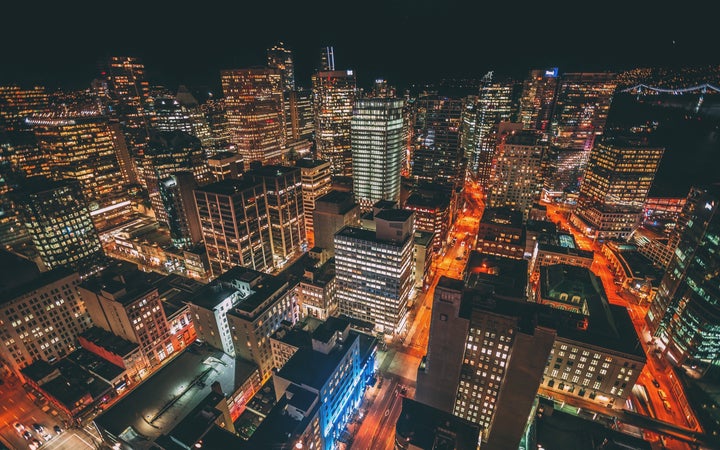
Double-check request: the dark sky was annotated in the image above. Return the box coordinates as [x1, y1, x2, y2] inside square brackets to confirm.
[3, 1, 719, 92]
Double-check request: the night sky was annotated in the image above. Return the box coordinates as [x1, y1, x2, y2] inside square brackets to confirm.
[3, 1, 720, 91]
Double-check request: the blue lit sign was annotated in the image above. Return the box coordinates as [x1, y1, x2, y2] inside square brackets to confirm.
[544, 68, 559, 78]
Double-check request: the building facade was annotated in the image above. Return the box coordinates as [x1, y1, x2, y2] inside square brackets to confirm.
[312, 70, 356, 177]
[296, 158, 332, 247]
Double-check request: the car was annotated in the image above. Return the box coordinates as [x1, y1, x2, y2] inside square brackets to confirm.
[53, 425, 62, 435]
[31, 439, 42, 449]
[23, 430, 32, 440]
[14, 422, 25, 433]
[32, 423, 44, 433]
[652, 379, 661, 388]
[658, 389, 668, 400]
[42, 432, 52, 441]
[460, 241, 465, 247]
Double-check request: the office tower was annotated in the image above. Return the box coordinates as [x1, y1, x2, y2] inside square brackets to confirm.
[221, 68, 286, 164]
[267, 41, 295, 92]
[297, 251, 338, 319]
[13, 178, 104, 272]
[79, 268, 173, 368]
[283, 90, 315, 147]
[194, 178, 273, 276]
[207, 150, 244, 181]
[335, 209, 414, 335]
[201, 98, 232, 149]
[27, 110, 132, 229]
[487, 129, 545, 219]
[249, 317, 376, 450]
[188, 266, 298, 379]
[159, 171, 202, 248]
[144, 130, 209, 225]
[351, 98, 404, 210]
[0, 260, 91, 377]
[459, 95, 479, 173]
[152, 97, 194, 134]
[296, 158, 332, 246]
[411, 96, 465, 189]
[312, 70, 356, 177]
[404, 188, 450, 251]
[551, 73, 617, 151]
[371, 78, 395, 98]
[541, 146, 589, 201]
[175, 85, 215, 152]
[108, 121, 140, 185]
[0, 85, 48, 132]
[320, 46, 335, 71]
[571, 137, 664, 240]
[313, 190, 361, 254]
[395, 398, 481, 450]
[416, 277, 556, 447]
[648, 185, 720, 377]
[475, 75, 519, 183]
[246, 165, 305, 262]
[103, 56, 152, 156]
[519, 68, 560, 132]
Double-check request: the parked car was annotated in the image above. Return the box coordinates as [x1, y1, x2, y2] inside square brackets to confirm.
[22, 430, 32, 440]
[14, 422, 25, 433]
[652, 379, 661, 388]
[663, 400, 672, 412]
[32, 423, 44, 433]
[53, 425, 62, 435]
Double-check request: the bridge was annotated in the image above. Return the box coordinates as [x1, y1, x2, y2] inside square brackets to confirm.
[619, 83, 720, 111]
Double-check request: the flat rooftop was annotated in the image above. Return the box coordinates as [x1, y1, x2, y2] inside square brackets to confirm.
[195, 178, 262, 196]
[335, 225, 408, 247]
[464, 251, 528, 300]
[79, 327, 139, 357]
[94, 343, 254, 447]
[375, 208, 413, 222]
[295, 158, 329, 169]
[79, 268, 163, 306]
[247, 164, 299, 178]
[0, 266, 75, 306]
[480, 206, 524, 228]
[395, 397, 480, 450]
[405, 191, 450, 209]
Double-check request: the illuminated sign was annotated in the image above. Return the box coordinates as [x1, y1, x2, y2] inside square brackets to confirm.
[544, 68, 559, 78]
[347, 70, 354, 76]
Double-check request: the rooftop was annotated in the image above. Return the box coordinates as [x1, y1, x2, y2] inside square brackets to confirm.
[247, 164, 300, 179]
[375, 208, 414, 223]
[195, 178, 262, 196]
[405, 191, 450, 209]
[395, 397, 480, 450]
[79, 327, 139, 357]
[295, 158, 330, 169]
[0, 250, 40, 293]
[314, 190, 357, 213]
[480, 206, 524, 228]
[464, 251, 528, 301]
[414, 230, 434, 247]
[335, 225, 409, 247]
[95, 343, 255, 447]
[79, 268, 163, 306]
[0, 265, 76, 307]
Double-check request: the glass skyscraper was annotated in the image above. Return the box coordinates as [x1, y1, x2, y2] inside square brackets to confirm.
[312, 70, 356, 177]
[351, 98, 404, 210]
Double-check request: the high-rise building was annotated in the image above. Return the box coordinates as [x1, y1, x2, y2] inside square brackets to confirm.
[571, 138, 664, 240]
[416, 277, 556, 447]
[144, 130, 209, 225]
[335, 209, 414, 335]
[152, 97, 194, 134]
[194, 178, 273, 276]
[13, 178, 104, 272]
[103, 56, 152, 156]
[404, 188, 450, 252]
[246, 165, 305, 263]
[79, 268, 173, 368]
[0, 262, 91, 377]
[296, 158, 332, 246]
[351, 98, 404, 210]
[207, 150, 244, 181]
[459, 95, 479, 174]
[283, 89, 314, 157]
[474, 76, 519, 183]
[313, 190, 361, 254]
[319, 46, 335, 71]
[519, 68, 559, 132]
[551, 73, 617, 151]
[312, 70, 356, 177]
[648, 185, 720, 377]
[221, 68, 286, 164]
[487, 129, 545, 219]
[267, 42, 295, 92]
[395, 398, 480, 450]
[411, 96, 465, 189]
[27, 110, 132, 229]
[175, 86, 215, 153]
[541, 146, 589, 201]
[200, 98, 232, 149]
[0, 85, 48, 132]
[159, 171, 202, 248]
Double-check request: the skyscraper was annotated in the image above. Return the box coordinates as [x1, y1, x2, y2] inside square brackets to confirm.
[103, 56, 152, 156]
[159, 171, 202, 248]
[221, 68, 286, 164]
[295, 158, 332, 247]
[247, 165, 306, 263]
[283, 89, 314, 157]
[175, 85, 215, 153]
[335, 209, 414, 335]
[351, 98, 404, 210]
[571, 137, 664, 240]
[312, 70, 356, 177]
[313, 190, 361, 255]
[647, 185, 720, 377]
[474, 76, 519, 184]
[519, 68, 559, 132]
[319, 46, 335, 71]
[487, 129, 545, 219]
[411, 96, 465, 189]
[551, 73, 617, 151]
[0, 85, 48, 132]
[267, 42, 295, 92]
[13, 178, 104, 272]
[152, 97, 194, 134]
[194, 178, 273, 276]
[27, 110, 131, 230]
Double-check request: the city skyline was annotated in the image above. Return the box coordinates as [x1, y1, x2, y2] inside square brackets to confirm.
[2, 1, 719, 90]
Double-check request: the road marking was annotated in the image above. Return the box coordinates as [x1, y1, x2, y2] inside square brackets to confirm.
[8, 398, 14, 404]
[1, 405, 6, 411]
[75, 431, 95, 449]
[19, 406, 26, 412]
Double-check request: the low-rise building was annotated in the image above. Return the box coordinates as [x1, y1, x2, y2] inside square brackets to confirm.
[601, 242, 664, 303]
[78, 327, 147, 383]
[476, 207, 525, 260]
[395, 397, 481, 450]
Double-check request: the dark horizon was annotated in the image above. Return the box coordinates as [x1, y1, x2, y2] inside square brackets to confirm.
[3, 1, 720, 92]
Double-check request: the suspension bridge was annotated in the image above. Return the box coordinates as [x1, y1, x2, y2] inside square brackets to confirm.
[620, 83, 720, 111]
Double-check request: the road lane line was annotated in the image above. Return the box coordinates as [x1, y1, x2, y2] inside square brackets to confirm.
[75, 431, 95, 449]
